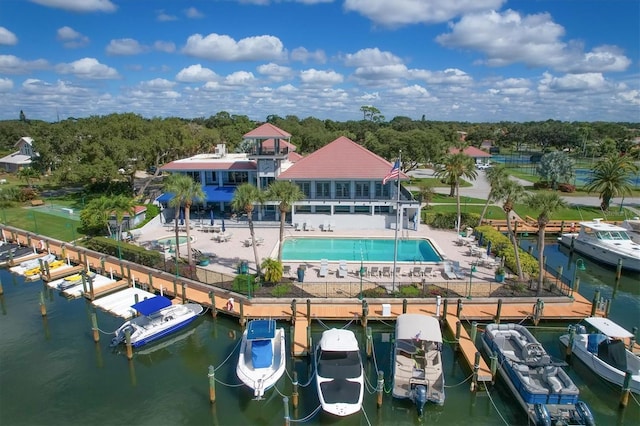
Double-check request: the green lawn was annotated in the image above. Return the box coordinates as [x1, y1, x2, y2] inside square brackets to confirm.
[1, 206, 82, 241]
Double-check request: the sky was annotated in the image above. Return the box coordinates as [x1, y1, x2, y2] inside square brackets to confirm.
[0, 0, 638, 123]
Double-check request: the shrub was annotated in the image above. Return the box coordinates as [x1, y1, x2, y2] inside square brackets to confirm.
[426, 212, 480, 230]
[271, 283, 291, 297]
[558, 183, 576, 193]
[533, 181, 550, 189]
[232, 274, 258, 295]
[18, 187, 38, 202]
[396, 285, 421, 298]
[361, 286, 388, 298]
[475, 225, 539, 278]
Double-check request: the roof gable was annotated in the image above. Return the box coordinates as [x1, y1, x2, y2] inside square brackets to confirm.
[449, 146, 491, 158]
[243, 123, 291, 139]
[277, 136, 407, 180]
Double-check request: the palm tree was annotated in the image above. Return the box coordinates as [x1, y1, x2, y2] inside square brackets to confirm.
[416, 181, 435, 208]
[110, 194, 137, 258]
[584, 154, 639, 211]
[80, 196, 113, 237]
[164, 173, 205, 265]
[261, 257, 283, 284]
[266, 180, 304, 262]
[434, 152, 477, 233]
[231, 183, 265, 275]
[478, 165, 508, 226]
[525, 192, 567, 295]
[17, 167, 40, 188]
[496, 179, 526, 280]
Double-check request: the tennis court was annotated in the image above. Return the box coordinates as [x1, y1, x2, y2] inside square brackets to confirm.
[31, 202, 82, 221]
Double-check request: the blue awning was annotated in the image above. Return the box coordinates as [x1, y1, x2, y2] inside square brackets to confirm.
[247, 319, 276, 340]
[131, 296, 172, 316]
[156, 186, 236, 204]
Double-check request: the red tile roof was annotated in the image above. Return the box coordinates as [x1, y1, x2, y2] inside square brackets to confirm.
[262, 138, 296, 152]
[287, 151, 303, 162]
[243, 123, 291, 138]
[277, 136, 408, 180]
[161, 161, 256, 171]
[449, 146, 492, 157]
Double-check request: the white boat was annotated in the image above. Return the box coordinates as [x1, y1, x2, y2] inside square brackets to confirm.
[18, 253, 56, 270]
[315, 328, 364, 417]
[236, 319, 286, 399]
[558, 218, 640, 272]
[560, 317, 640, 394]
[392, 314, 445, 415]
[482, 323, 595, 426]
[621, 218, 640, 243]
[110, 296, 203, 348]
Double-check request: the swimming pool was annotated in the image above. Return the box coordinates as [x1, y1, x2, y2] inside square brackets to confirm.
[281, 237, 443, 263]
[155, 235, 193, 247]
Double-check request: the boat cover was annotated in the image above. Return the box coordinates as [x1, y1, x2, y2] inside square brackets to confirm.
[598, 339, 628, 372]
[251, 339, 273, 369]
[247, 319, 276, 340]
[395, 314, 442, 342]
[587, 334, 607, 354]
[132, 296, 172, 316]
[585, 317, 634, 338]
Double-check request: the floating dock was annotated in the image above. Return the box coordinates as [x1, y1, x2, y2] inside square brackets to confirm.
[91, 287, 156, 319]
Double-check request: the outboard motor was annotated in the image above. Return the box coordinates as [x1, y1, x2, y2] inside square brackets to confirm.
[412, 385, 427, 416]
[575, 401, 595, 426]
[533, 403, 551, 426]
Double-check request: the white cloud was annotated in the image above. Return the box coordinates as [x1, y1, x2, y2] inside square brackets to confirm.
[106, 39, 146, 55]
[56, 58, 119, 79]
[410, 68, 473, 85]
[154, 41, 176, 53]
[390, 84, 432, 98]
[156, 9, 178, 22]
[0, 27, 18, 45]
[139, 78, 176, 90]
[342, 48, 403, 67]
[30, 0, 116, 13]
[0, 78, 13, 91]
[184, 7, 204, 18]
[182, 33, 286, 61]
[538, 72, 610, 93]
[290, 47, 326, 64]
[299, 68, 343, 85]
[257, 63, 294, 82]
[225, 71, 256, 86]
[352, 64, 409, 82]
[0, 55, 49, 74]
[618, 89, 640, 105]
[56, 26, 89, 48]
[437, 9, 631, 73]
[175, 64, 219, 83]
[344, 0, 505, 27]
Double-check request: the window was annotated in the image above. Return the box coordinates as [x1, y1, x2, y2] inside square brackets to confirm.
[335, 181, 350, 199]
[316, 181, 330, 199]
[226, 171, 248, 185]
[354, 205, 370, 214]
[297, 181, 311, 198]
[374, 183, 390, 198]
[334, 205, 351, 214]
[355, 182, 370, 199]
[315, 205, 331, 214]
[295, 205, 311, 213]
[204, 171, 217, 185]
[185, 171, 201, 183]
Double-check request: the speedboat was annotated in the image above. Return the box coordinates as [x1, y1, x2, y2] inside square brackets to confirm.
[621, 218, 640, 243]
[24, 259, 65, 280]
[57, 271, 96, 291]
[110, 296, 203, 348]
[0, 246, 34, 266]
[392, 314, 445, 415]
[482, 323, 595, 426]
[560, 317, 640, 394]
[236, 319, 286, 399]
[315, 328, 364, 417]
[18, 253, 56, 270]
[558, 218, 640, 272]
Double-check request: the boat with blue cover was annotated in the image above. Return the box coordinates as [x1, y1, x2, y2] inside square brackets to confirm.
[110, 296, 203, 348]
[482, 323, 595, 426]
[236, 319, 286, 399]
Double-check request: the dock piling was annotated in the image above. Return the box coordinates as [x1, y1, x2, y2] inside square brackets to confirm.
[290, 326, 295, 357]
[471, 351, 480, 392]
[91, 312, 99, 342]
[209, 292, 217, 318]
[306, 299, 311, 321]
[533, 298, 544, 326]
[208, 365, 216, 403]
[306, 325, 312, 354]
[125, 328, 133, 360]
[239, 300, 245, 327]
[620, 370, 632, 408]
[495, 299, 502, 324]
[292, 371, 299, 409]
[39, 291, 46, 316]
[629, 327, 637, 351]
[181, 283, 187, 303]
[361, 301, 368, 328]
[441, 299, 448, 323]
[436, 295, 442, 319]
[490, 351, 497, 384]
[456, 299, 463, 318]
[470, 321, 478, 344]
[0, 278, 3, 295]
[283, 396, 290, 426]
[402, 298, 407, 314]
[376, 371, 384, 408]
[566, 326, 575, 358]
[366, 326, 373, 358]
[614, 259, 623, 296]
[455, 321, 461, 352]
[290, 299, 296, 324]
[590, 289, 601, 317]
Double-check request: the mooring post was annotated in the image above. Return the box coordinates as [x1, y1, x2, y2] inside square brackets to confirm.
[181, 283, 187, 303]
[91, 312, 99, 342]
[614, 259, 623, 296]
[362, 301, 368, 328]
[306, 325, 312, 354]
[455, 321, 462, 352]
[88, 275, 95, 301]
[126, 265, 132, 285]
[239, 300, 246, 327]
[560, 220, 565, 234]
[629, 327, 637, 351]
[456, 298, 463, 318]
[566, 326, 575, 357]
[533, 298, 544, 326]
[569, 235, 575, 255]
[495, 299, 503, 324]
[173, 279, 177, 297]
[148, 273, 153, 291]
[283, 396, 290, 426]
[134, 293, 139, 306]
[471, 351, 480, 392]
[435, 295, 442, 319]
[376, 370, 384, 408]
[289, 325, 295, 357]
[208, 365, 216, 403]
[490, 351, 497, 384]
[604, 299, 611, 318]
[441, 298, 448, 323]
[125, 327, 133, 360]
[590, 289, 601, 317]
[209, 292, 217, 318]
[402, 298, 407, 314]
[366, 326, 373, 358]
[290, 299, 297, 324]
[292, 371, 299, 409]
[306, 299, 311, 321]
[620, 370, 632, 408]
[470, 321, 478, 343]
[39, 291, 46, 316]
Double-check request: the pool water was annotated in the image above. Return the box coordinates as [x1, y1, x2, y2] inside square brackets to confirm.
[281, 237, 442, 262]
[155, 236, 190, 246]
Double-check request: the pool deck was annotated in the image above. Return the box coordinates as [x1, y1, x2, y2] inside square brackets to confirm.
[136, 216, 503, 290]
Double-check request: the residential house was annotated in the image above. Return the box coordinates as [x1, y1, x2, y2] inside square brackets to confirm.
[0, 137, 37, 173]
[449, 146, 492, 166]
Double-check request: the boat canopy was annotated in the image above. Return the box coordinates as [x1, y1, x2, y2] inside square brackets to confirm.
[319, 329, 359, 352]
[247, 319, 276, 340]
[585, 317, 634, 338]
[395, 314, 442, 343]
[132, 296, 172, 316]
[251, 339, 273, 369]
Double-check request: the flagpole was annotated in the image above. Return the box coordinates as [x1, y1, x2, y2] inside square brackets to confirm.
[392, 150, 401, 294]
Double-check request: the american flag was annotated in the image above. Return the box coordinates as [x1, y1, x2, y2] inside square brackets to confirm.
[382, 160, 400, 185]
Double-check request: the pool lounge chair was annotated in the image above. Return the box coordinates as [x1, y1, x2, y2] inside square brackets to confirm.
[411, 266, 422, 277]
[318, 259, 328, 278]
[443, 262, 459, 280]
[381, 266, 391, 277]
[337, 262, 347, 278]
[370, 266, 379, 277]
[294, 223, 301, 231]
[322, 221, 329, 232]
[283, 265, 291, 276]
[329, 221, 335, 232]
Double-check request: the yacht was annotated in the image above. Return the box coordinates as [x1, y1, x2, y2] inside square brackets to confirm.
[558, 218, 640, 272]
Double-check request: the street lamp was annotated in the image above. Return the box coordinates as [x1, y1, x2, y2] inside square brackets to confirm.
[467, 263, 477, 299]
[358, 261, 365, 300]
[570, 258, 586, 298]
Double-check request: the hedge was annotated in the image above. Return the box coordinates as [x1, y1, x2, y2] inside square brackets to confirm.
[475, 225, 539, 278]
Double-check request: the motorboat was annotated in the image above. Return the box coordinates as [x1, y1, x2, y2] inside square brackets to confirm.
[18, 253, 56, 270]
[57, 271, 96, 291]
[315, 328, 364, 417]
[557, 218, 640, 272]
[560, 317, 640, 394]
[24, 259, 66, 280]
[392, 314, 444, 415]
[110, 296, 203, 348]
[236, 319, 286, 399]
[482, 323, 595, 426]
[620, 218, 640, 243]
[0, 246, 34, 266]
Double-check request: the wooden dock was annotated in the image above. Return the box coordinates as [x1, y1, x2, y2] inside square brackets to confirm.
[445, 314, 492, 382]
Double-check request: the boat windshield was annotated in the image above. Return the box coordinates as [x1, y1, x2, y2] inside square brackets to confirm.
[318, 350, 361, 379]
[595, 231, 631, 241]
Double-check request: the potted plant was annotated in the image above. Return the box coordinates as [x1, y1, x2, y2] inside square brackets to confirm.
[495, 266, 506, 283]
[198, 256, 210, 266]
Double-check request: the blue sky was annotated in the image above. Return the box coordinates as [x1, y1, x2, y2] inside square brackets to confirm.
[0, 0, 638, 123]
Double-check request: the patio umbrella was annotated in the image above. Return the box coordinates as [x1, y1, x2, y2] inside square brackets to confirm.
[486, 241, 492, 256]
[179, 208, 185, 226]
[210, 209, 214, 226]
[478, 234, 484, 246]
[221, 217, 226, 233]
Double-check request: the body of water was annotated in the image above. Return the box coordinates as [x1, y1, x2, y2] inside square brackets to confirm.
[1, 241, 639, 425]
[281, 237, 442, 263]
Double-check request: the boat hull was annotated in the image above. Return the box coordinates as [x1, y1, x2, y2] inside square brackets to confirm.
[558, 233, 640, 272]
[236, 326, 286, 398]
